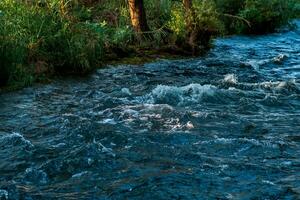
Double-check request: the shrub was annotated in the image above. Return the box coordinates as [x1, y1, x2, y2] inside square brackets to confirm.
[214, 0, 298, 34]
[145, 0, 172, 29]
[0, 0, 34, 87]
[238, 0, 296, 33]
[167, 0, 222, 48]
[0, 0, 106, 87]
[167, 2, 186, 42]
[292, 0, 300, 18]
[214, 0, 246, 34]
[44, 22, 105, 74]
[193, 0, 224, 34]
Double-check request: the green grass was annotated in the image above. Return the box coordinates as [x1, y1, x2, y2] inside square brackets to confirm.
[0, 0, 108, 87]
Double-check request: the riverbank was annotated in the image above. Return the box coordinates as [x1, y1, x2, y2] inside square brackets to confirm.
[1, 0, 299, 91]
[1, 22, 299, 198]
[0, 47, 195, 92]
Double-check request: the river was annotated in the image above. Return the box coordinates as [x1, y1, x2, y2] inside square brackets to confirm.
[0, 21, 300, 199]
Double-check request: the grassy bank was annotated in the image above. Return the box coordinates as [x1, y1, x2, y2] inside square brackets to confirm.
[0, 0, 299, 89]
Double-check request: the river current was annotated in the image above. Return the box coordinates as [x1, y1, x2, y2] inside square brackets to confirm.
[0, 21, 300, 199]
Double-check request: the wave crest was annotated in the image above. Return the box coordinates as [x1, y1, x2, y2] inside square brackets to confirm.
[146, 84, 217, 106]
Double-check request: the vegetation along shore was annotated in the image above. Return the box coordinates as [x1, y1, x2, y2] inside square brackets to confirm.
[0, 0, 299, 90]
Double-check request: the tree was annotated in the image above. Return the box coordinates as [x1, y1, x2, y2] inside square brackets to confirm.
[183, 0, 198, 54]
[128, 0, 150, 33]
[183, 0, 192, 12]
[182, 0, 201, 55]
[183, 0, 194, 34]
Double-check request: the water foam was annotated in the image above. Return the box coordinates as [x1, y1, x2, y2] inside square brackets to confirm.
[121, 88, 132, 96]
[145, 84, 216, 106]
[223, 78, 299, 94]
[0, 190, 8, 200]
[0, 132, 34, 148]
[72, 171, 89, 178]
[25, 167, 49, 184]
[272, 54, 288, 64]
[224, 74, 238, 84]
[198, 136, 279, 149]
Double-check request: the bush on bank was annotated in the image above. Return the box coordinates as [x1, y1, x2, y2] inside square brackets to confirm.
[215, 0, 299, 34]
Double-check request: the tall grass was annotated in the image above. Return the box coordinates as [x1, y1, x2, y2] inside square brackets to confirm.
[0, 0, 106, 87]
[0, 0, 34, 87]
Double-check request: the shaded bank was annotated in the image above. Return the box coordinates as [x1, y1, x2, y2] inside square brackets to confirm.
[0, 0, 300, 90]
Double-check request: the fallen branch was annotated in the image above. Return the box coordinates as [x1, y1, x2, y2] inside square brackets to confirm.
[222, 13, 251, 27]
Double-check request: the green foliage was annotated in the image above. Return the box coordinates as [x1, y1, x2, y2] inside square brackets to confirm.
[145, 0, 173, 28]
[193, 0, 224, 33]
[295, 5, 300, 18]
[0, 0, 105, 87]
[167, 2, 186, 40]
[215, 0, 245, 14]
[214, 0, 298, 34]
[289, 0, 300, 18]
[0, 0, 35, 87]
[111, 26, 133, 46]
[45, 22, 104, 74]
[167, 0, 222, 47]
[214, 0, 245, 33]
[238, 0, 296, 33]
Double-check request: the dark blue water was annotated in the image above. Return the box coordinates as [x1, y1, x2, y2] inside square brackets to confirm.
[0, 21, 300, 199]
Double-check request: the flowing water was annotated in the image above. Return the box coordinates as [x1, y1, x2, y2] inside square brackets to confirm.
[1, 21, 300, 199]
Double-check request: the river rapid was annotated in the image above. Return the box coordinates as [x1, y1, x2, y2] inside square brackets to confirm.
[0, 21, 300, 199]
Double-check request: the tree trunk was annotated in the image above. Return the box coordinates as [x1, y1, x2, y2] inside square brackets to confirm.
[183, 0, 192, 11]
[128, 0, 150, 33]
[183, 0, 198, 55]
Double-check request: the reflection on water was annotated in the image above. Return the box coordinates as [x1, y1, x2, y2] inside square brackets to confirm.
[0, 21, 300, 199]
